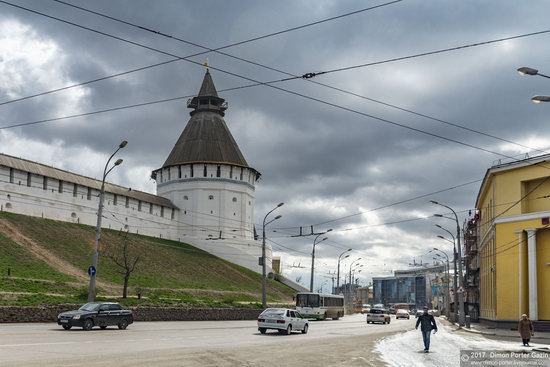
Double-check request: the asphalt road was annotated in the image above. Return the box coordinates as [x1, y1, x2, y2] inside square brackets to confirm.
[0, 314, 415, 367]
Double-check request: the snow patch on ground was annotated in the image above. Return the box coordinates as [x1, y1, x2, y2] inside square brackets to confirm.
[375, 322, 530, 367]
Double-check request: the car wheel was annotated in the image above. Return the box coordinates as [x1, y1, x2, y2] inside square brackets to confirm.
[301, 324, 308, 334]
[285, 325, 292, 335]
[382, 321, 386, 324]
[387, 318, 391, 324]
[100, 326, 107, 330]
[259, 328, 266, 334]
[83, 319, 93, 331]
[333, 314, 339, 321]
[62, 325, 71, 330]
[118, 319, 128, 330]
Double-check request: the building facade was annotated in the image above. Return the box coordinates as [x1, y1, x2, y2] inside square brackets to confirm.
[476, 154, 550, 328]
[0, 70, 271, 274]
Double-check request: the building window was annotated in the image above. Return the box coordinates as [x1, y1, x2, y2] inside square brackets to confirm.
[190, 165, 194, 178]
[160, 206, 164, 217]
[149, 203, 153, 214]
[58, 180, 63, 193]
[203, 165, 207, 177]
[171, 208, 175, 220]
[73, 184, 77, 197]
[43, 177, 47, 190]
[240, 168, 243, 180]
[167, 168, 171, 181]
[113, 194, 118, 205]
[87, 187, 92, 200]
[232, 197, 237, 202]
[159, 170, 163, 182]
[138, 201, 142, 212]
[125, 197, 129, 208]
[230, 166, 233, 179]
[9, 168, 14, 184]
[216, 165, 221, 178]
[27, 172, 31, 187]
[209, 195, 214, 200]
[184, 195, 188, 200]
[178, 166, 182, 179]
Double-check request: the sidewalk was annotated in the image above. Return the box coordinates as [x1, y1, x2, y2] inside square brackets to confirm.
[439, 316, 550, 345]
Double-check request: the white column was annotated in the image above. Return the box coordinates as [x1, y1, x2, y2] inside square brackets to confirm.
[516, 230, 524, 318]
[525, 229, 538, 321]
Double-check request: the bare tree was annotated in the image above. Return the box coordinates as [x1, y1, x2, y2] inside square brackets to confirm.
[106, 231, 141, 298]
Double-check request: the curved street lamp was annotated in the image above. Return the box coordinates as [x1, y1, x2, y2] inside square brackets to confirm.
[430, 247, 452, 319]
[430, 200, 465, 325]
[88, 140, 127, 302]
[517, 66, 550, 104]
[261, 202, 284, 308]
[336, 248, 352, 294]
[310, 229, 332, 292]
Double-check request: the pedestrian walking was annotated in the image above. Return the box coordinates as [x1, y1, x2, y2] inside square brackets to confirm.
[518, 314, 534, 347]
[415, 306, 437, 352]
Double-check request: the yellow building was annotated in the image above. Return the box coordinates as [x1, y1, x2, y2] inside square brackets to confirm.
[476, 155, 550, 328]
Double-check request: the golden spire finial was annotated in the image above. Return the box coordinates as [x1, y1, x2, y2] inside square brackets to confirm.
[203, 58, 209, 70]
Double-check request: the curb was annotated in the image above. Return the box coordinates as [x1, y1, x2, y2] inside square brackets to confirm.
[453, 322, 550, 340]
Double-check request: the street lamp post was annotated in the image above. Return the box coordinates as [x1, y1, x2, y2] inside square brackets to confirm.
[262, 203, 284, 309]
[87, 140, 127, 302]
[431, 200, 465, 326]
[347, 258, 362, 313]
[431, 247, 451, 319]
[309, 229, 332, 292]
[517, 66, 550, 103]
[336, 248, 352, 294]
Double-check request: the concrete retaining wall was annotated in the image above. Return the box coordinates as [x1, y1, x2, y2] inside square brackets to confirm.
[0, 305, 262, 323]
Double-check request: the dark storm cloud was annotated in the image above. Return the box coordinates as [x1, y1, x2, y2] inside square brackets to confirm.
[2, 0, 550, 277]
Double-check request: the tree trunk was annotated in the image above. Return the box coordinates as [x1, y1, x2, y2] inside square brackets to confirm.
[123, 273, 130, 298]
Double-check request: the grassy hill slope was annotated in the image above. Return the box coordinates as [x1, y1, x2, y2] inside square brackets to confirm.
[0, 211, 294, 307]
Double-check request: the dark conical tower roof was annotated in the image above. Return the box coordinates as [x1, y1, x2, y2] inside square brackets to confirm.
[160, 70, 258, 176]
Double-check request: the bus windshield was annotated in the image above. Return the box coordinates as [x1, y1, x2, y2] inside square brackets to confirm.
[296, 294, 320, 307]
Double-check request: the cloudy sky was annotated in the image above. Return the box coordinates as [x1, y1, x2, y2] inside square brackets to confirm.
[1, 0, 550, 290]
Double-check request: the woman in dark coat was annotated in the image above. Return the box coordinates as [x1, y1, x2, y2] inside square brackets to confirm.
[518, 314, 534, 346]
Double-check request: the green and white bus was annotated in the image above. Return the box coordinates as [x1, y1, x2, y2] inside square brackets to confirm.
[295, 292, 344, 320]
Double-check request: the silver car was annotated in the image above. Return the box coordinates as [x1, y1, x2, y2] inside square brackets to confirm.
[257, 308, 309, 335]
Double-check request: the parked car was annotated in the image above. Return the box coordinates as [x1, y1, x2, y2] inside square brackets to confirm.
[415, 309, 424, 318]
[257, 308, 308, 335]
[396, 309, 410, 319]
[361, 304, 372, 314]
[366, 308, 391, 324]
[57, 302, 133, 331]
[388, 307, 396, 314]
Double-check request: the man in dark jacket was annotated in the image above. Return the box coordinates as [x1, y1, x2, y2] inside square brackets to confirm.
[415, 306, 437, 352]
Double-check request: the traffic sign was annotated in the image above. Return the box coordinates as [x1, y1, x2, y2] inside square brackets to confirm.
[88, 266, 96, 276]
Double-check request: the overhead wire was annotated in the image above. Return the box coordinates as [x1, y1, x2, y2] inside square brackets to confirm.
[52, 0, 547, 157]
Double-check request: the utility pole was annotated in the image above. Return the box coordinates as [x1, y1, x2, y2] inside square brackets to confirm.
[309, 229, 332, 292]
[261, 203, 284, 308]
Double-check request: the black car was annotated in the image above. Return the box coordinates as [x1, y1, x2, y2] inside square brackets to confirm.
[57, 302, 133, 331]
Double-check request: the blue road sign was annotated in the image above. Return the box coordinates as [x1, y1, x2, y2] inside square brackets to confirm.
[88, 266, 96, 276]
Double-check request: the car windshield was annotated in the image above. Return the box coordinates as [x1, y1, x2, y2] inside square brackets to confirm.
[79, 303, 100, 312]
[260, 308, 286, 316]
[369, 309, 385, 314]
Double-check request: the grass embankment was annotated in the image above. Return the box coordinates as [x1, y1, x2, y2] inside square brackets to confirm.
[0, 211, 294, 307]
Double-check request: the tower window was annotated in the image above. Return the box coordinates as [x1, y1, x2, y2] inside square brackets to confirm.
[240, 168, 243, 180]
[190, 165, 194, 178]
[184, 195, 188, 200]
[216, 166, 221, 177]
[209, 195, 214, 200]
[138, 200, 142, 212]
[9, 168, 14, 183]
[114, 194, 118, 205]
[203, 165, 207, 177]
[87, 187, 92, 200]
[58, 180, 63, 193]
[27, 172, 31, 187]
[232, 197, 237, 202]
[167, 168, 171, 181]
[125, 197, 129, 208]
[230, 166, 233, 179]
[160, 206, 164, 217]
[43, 177, 47, 190]
[73, 184, 78, 197]
[178, 166, 182, 179]
[159, 170, 163, 182]
[149, 203, 153, 214]
[171, 208, 175, 219]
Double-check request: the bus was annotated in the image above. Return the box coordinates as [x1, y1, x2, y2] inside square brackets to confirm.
[295, 292, 344, 320]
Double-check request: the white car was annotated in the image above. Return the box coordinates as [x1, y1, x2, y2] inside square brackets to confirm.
[395, 309, 410, 319]
[366, 308, 391, 324]
[257, 308, 309, 335]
